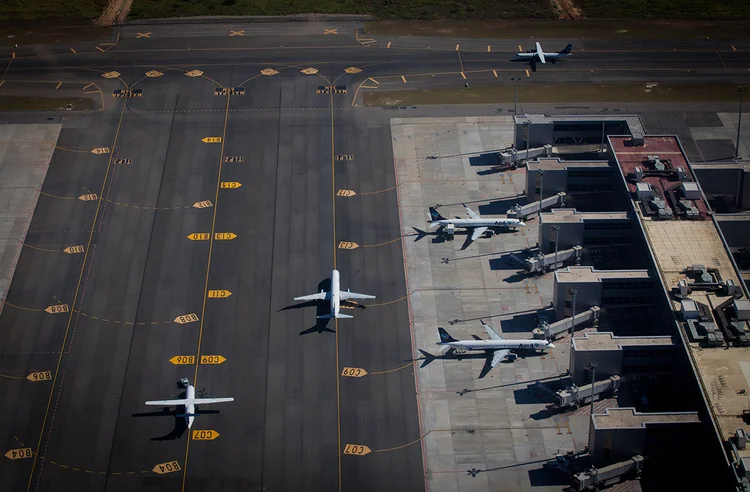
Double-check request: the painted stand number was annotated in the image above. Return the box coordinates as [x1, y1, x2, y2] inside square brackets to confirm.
[187, 233, 210, 241]
[343, 444, 371, 456]
[79, 194, 98, 201]
[152, 461, 181, 474]
[26, 371, 53, 381]
[208, 290, 232, 298]
[174, 313, 199, 324]
[341, 367, 368, 377]
[202, 137, 222, 143]
[338, 242, 359, 250]
[45, 304, 69, 314]
[4, 448, 32, 460]
[336, 190, 356, 197]
[192, 430, 220, 441]
[63, 245, 84, 254]
[214, 233, 237, 240]
[201, 355, 226, 365]
[193, 200, 213, 209]
[220, 182, 242, 189]
[169, 355, 195, 365]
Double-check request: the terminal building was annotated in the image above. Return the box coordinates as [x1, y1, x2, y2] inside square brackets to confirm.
[588, 408, 701, 467]
[538, 209, 633, 254]
[514, 114, 747, 488]
[570, 332, 677, 386]
[552, 266, 654, 320]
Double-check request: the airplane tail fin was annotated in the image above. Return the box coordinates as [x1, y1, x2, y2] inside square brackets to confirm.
[418, 349, 436, 368]
[437, 327, 458, 344]
[429, 207, 446, 222]
[560, 43, 573, 54]
[412, 227, 428, 241]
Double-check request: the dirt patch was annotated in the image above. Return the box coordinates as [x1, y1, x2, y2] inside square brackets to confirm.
[95, 0, 133, 25]
[550, 0, 582, 20]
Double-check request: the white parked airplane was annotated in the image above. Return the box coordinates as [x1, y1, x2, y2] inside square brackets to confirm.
[511, 42, 573, 71]
[419, 321, 554, 377]
[145, 380, 234, 429]
[293, 269, 375, 319]
[428, 205, 525, 250]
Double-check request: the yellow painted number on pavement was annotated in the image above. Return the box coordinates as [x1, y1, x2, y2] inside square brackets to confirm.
[4, 448, 33, 460]
[185, 70, 203, 77]
[192, 429, 220, 441]
[169, 355, 195, 365]
[63, 245, 84, 254]
[26, 371, 52, 382]
[341, 367, 368, 377]
[78, 193, 98, 201]
[174, 313, 199, 324]
[187, 233, 210, 241]
[335, 154, 354, 161]
[343, 444, 371, 456]
[193, 200, 213, 209]
[336, 189, 356, 197]
[90, 147, 110, 154]
[152, 461, 181, 474]
[220, 182, 242, 189]
[102, 71, 120, 79]
[338, 241, 359, 250]
[214, 233, 237, 240]
[45, 304, 69, 314]
[200, 355, 226, 365]
[201, 137, 222, 143]
[207, 290, 232, 298]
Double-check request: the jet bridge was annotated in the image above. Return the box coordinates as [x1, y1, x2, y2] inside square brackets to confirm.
[572, 455, 644, 491]
[507, 192, 566, 220]
[524, 245, 583, 274]
[533, 306, 600, 340]
[492, 144, 553, 170]
[553, 375, 620, 409]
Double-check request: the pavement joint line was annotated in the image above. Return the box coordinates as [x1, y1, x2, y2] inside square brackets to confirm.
[180, 85, 232, 492]
[26, 98, 127, 492]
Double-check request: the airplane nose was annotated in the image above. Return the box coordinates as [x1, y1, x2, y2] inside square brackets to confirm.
[548, 343, 555, 348]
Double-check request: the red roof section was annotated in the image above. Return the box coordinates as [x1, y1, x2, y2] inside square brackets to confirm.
[610, 136, 708, 219]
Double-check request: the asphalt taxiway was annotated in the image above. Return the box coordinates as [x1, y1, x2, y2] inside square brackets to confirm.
[0, 20, 748, 492]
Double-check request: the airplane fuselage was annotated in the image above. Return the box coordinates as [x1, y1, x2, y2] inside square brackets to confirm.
[439, 339, 552, 352]
[330, 269, 341, 318]
[431, 218, 524, 230]
[185, 384, 195, 428]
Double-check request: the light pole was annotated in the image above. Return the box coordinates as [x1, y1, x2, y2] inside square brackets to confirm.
[527, 122, 532, 163]
[569, 288, 578, 372]
[538, 169, 545, 216]
[511, 76, 521, 115]
[735, 85, 747, 160]
[588, 361, 598, 421]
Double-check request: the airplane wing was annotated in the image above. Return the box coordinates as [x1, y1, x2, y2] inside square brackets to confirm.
[340, 291, 376, 301]
[145, 399, 185, 407]
[536, 42, 546, 64]
[294, 292, 327, 301]
[490, 349, 511, 367]
[470, 226, 488, 242]
[481, 321, 504, 340]
[193, 397, 234, 405]
[464, 205, 481, 220]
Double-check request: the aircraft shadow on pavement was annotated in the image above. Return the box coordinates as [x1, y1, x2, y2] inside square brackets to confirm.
[131, 386, 222, 441]
[278, 278, 365, 336]
[418, 350, 514, 379]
